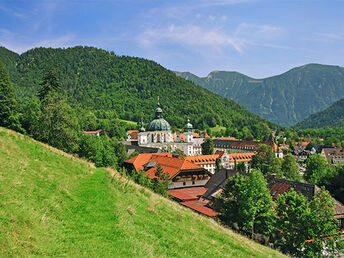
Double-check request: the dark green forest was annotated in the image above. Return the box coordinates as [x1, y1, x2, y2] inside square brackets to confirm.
[0, 46, 275, 136]
[295, 98, 344, 129]
[177, 64, 344, 127]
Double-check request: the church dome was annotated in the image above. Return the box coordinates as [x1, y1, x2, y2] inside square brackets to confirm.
[147, 118, 171, 131]
[146, 98, 171, 131]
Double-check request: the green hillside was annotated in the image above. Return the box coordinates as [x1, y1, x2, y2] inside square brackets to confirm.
[176, 64, 344, 127]
[0, 127, 283, 257]
[295, 98, 344, 129]
[0, 46, 274, 132]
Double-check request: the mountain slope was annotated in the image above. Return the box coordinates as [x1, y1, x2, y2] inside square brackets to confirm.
[295, 97, 344, 129]
[176, 64, 344, 127]
[0, 46, 275, 132]
[0, 127, 283, 257]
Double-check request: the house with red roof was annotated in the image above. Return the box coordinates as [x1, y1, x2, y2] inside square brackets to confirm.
[83, 129, 102, 136]
[124, 153, 211, 189]
[227, 152, 256, 171]
[126, 130, 139, 141]
[185, 154, 219, 174]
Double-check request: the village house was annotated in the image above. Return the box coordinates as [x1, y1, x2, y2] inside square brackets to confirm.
[227, 152, 256, 171]
[321, 148, 344, 165]
[292, 146, 311, 162]
[213, 138, 279, 156]
[185, 154, 219, 174]
[126, 130, 139, 141]
[83, 129, 102, 136]
[124, 153, 211, 189]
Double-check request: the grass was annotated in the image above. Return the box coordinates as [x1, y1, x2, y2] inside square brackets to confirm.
[117, 118, 137, 126]
[210, 125, 226, 133]
[0, 127, 284, 257]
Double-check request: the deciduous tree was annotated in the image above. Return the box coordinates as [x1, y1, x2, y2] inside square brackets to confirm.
[252, 144, 281, 177]
[201, 137, 214, 155]
[281, 153, 302, 182]
[215, 169, 274, 238]
[304, 154, 333, 184]
[274, 188, 341, 257]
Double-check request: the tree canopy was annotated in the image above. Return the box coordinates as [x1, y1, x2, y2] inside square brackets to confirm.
[215, 169, 274, 238]
[251, 144, 281, 177]
[0, 60, 21, 131]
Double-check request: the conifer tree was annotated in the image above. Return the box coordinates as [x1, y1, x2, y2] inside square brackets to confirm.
[37, 69, 61, 101]
[0, 61, 21, 130]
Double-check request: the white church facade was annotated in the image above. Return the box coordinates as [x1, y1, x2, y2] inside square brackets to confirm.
[138, 101, 196, 156]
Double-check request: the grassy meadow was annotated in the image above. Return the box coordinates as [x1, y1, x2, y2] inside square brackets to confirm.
[0, 127, 284, 257]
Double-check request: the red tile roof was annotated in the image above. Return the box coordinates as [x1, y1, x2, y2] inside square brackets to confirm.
[168, 187, 208, 201]
[127, 130, 139, 140]
[185, 154, 219, 165]
[295, 141, 310, 146]
[125, 153, 207, 179]
[214, 137, 238, 141]
[83, 129, 102, 134]
[181, 201, 220, 217]
[228, 152, 256, 162]
[269, 182, 290, 200]
[125, 153, 172, 171]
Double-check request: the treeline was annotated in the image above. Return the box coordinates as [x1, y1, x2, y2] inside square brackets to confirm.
[0, 46, 277, 138]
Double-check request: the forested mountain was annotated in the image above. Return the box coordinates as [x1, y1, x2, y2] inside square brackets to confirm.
[0, 46, 275, 134]
[295, 97, 344, 129]
[176, 64, 344, 127]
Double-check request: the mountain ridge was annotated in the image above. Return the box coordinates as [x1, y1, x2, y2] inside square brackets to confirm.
[176, 63, 344, 127]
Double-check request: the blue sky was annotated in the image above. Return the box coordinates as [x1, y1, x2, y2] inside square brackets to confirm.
[0, 0, 344, 78]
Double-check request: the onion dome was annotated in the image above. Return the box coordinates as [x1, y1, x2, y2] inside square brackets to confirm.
[139, 120, 145, 132]
[146, 100, 171, 131]
[184, 119, 193, 133]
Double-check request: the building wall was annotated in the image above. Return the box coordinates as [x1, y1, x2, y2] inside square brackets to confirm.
[168, 179, 209, 189]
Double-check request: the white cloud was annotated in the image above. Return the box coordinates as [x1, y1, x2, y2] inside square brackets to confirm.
[138, 24, 245, 53]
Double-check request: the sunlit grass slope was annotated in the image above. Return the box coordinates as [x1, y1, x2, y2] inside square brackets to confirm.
[0, 127, 284, 257]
